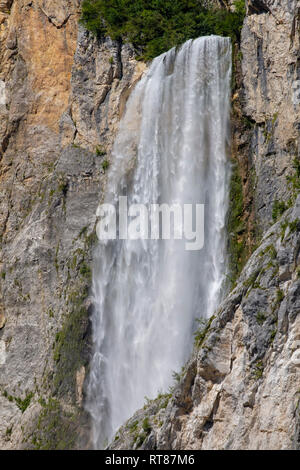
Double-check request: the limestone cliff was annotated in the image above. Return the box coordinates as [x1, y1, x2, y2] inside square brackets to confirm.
[0, 0, 144, 449]
[0, 0, 299, 450]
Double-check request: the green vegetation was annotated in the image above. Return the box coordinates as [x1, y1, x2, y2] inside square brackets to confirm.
[14, 278, 22, 289]
[289, 218, 299, 234]
[51, 225, 96, 399]
[46, 307, 54, 318]
[31, 398, 77, 450]
[242, 265, 269, 295]
[280, 218, 299, 241]
[280, 219, 289, 241]
[52, 285, 89, 399]
[79, 226, 88, 238]
[102, 159, 110, 171]
[259, 244, 277, 260]
[80, 0, 246, 61]
[157, 392, 172, 409]
[276, 157, 300, 219]
[54, 243, 60, 274]
[243, 270, 260, 290]
[172, 366, 186, 384]
[134, 417, 152, 448]
[287, 157, 300, 197]
[127, 391, 172, 447]
[256, 312, 267, 325]
[79, 262, 92, 281]
[270, 328, 277, 345]
[227, 161, 247, 284]
[57, 175, 68, 196]
[38, 397, 47, 407]
[129, 420, 139, 433]
[85, 230, 98, 248]
[5, 426, 12, 438]
[293, 156, 300, 177]
[2, 390, 14, 402]
[144, 391, 172, 410]
[31, 225, 97, 448]
[276, 289, 284, 303]
[142, 417, 151, 434]
[272, 112, 278, 126]
[194, 315, 215, 348]
[2, 390, 34, 413]
[96, 145, 107, 157]
[15, 392, 34, 413]
[253, 360, 264, 380]
[263, 113, 278, 145]
[242, 116, 255, 129]
[272, 199, 288, 222]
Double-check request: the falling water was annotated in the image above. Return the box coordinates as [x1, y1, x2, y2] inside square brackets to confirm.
[86, 36, 232, 449]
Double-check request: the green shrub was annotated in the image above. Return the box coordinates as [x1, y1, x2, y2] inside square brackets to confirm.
[253, 360, 264, 380]
[142, 417, 151, 435]
[102, 159, 110, 171]
[129, 420, 138, 433]
[256, 312, 267, 325]
[96, 145, 106, 157]
[194, 315, 215, 348]
[57, 176, 68, 196]
[276, 289, 284, 303]
[15, 392, 34, 413]
[259, 244, 277, 259]
[272, 200, 288, 222]
[172, 366, 185, 384]
[243, 269, 260, 290]
[3, 391, 34, 413]
[80, 0, 246, 61]
[293, 157, 300, 177]
[79, 262, 92, 280]
[270, 328, 277, 345]
[289, 218, 299, 233]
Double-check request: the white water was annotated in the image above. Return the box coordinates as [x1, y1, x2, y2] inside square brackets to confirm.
[86, 36, 232, 449]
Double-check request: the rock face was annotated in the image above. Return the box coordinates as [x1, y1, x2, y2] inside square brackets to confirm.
[0, 0, 144, 449]
[0, 0, 299, 450]
[242, 0, 300, 231]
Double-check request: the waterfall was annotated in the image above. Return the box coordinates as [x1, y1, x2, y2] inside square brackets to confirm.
[86, 36, 232, 449]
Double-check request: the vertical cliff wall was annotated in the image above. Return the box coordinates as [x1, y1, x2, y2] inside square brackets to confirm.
[0, 0, 299, 450]
[0, 0, 145, 449]
[242, 0, 300, 230]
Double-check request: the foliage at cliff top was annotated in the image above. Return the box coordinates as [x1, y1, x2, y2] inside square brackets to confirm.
[80, 0, 246, 61]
